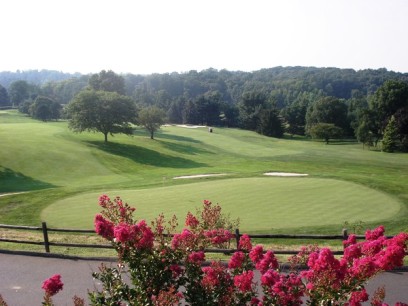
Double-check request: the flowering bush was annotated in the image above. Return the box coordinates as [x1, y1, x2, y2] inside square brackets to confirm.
[89, 195, 408, 306]
[1, 195, 406, 305]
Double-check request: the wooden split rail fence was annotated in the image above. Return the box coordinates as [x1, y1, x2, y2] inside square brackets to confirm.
[0, 222, 403, 256]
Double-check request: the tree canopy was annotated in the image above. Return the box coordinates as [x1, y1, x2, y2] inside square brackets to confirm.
[88, 70, 126, 95]
[67, 90, 137, 142]
[0, 84, 10, 107]
[2, 67, 408, 151]
[138, 106, 166, 139]
[310, 123, 343, 144]
[30, 96, 61, 121]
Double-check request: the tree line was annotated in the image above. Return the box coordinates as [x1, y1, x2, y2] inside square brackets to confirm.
[0, 67, 407, 151]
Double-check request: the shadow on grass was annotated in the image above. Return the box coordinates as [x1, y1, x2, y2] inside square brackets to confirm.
[134, 128, 202, 144]
[86, 141, 208, 168]
[0, 167, 56, 193]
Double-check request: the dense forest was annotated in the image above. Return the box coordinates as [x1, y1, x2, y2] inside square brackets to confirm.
[1, 67, 408, 151]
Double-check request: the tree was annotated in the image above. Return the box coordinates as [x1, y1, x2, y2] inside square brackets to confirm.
[371, 80, 408, 123]
[30, 96, 61, 121]
[9, 80, 30, 107]
[394, 107, 408, 151]
[238, 91, 267, 130]
[309, 123, 343, 144]
[138, 106, 166, 139]
[67, 90, 137, 143]
[355, 120, 373, 149]
[195, 91, 222, 126]
[305, 96, 349, 135]
[88, 70, 126, 95]
[280, 97, 309, 136]
[257, 109, 284, 138]
[382, 116, 400, 152]
[0, 84, 10, 107]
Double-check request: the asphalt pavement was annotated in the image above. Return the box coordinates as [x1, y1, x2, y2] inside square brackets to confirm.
[0, 252, 407, 305]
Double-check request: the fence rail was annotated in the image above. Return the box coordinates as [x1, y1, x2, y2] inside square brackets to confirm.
[0, 222, 403, 257]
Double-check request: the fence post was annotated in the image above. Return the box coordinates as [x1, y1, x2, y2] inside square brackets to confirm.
[42, 222, 50, 253]
[235, 228, 240, 249]
[342, 228, 348, 250]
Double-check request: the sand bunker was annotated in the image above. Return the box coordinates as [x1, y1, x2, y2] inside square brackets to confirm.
[173, 174, 226, 179]
[264, 172, 308, 177]
[0, 192, 28, 197]
[176, 124, 206, 129]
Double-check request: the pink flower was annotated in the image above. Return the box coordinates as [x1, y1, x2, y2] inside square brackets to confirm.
[204, 229, 233, 245]
[261, 269, 280, 287]
[365, 225, 385, 241]
[256, 250, 278, 274]
[98, 194, 110, 208]
[249, 245, 264, 264]
[42, 274, 63, 296]
[135, 220, 154, 249]
[348, 288, 369, 305]
[171, 229, 197, 250]
[228, 251, 246, 269]
[343, 243, 362, 262]
[343, 234, 357, 247]
[185, 212, 199, 228]
[170, 264, 183, 278]
[238, 234, 252, 251]
[187, 251, 205, 265]
[201, 261, 229, 290]
[114, 223, 135, 243]
[94, 214, 114, 240]
[234, 270, 254, 292]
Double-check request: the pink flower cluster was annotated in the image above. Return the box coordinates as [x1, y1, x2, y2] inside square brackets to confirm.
[171, 228, 198, 250]
[300, 226, 408, 304]
[91, 196, 407, 306]
[94, 207, 154, 250]
[42, 274, 63, 297]
[203, 228, 233, 245]
[234, 270, 254, 292]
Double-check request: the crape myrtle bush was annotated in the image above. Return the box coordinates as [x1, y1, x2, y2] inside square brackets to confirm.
[1, 196, 407, 306]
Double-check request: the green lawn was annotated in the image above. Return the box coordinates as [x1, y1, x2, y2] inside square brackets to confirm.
[1, 110, 408, 235]
[42, 177, 401, 233]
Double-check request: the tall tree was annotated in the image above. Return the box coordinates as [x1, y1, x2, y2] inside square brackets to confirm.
[195, 91, 222, 126]
[0, 84, 10, 107]
[238, 91, 267, 130]
[305, 96, 349, 135]
[257, 109, 284, 138]
[67, 90, 136, 143]
[88, 70, 126, 95]
[9, 80, 30, 107]
[371, 80, 408, 123]
[382, 116, 400, 153]
[138, 106, 166, 139]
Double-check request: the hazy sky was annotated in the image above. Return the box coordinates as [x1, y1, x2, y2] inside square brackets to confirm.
[2, 0, 408, 74]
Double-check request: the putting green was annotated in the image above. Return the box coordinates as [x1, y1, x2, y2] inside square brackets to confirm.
[42, 177, 402, 231]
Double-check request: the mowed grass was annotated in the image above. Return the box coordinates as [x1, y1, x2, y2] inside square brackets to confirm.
[42, 177, 401, 232]
[1, 110, 408, 235]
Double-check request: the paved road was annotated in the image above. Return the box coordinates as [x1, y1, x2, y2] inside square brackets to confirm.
[0, 252, 407, 305]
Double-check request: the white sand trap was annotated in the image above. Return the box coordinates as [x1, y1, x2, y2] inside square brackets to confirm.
[173, 173, 226, 179]
[176, 124, 206, 129]
[0, 192, 28, 197]
[264, 172, 308, 177]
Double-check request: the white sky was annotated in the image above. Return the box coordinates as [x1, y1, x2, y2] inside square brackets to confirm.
[1, 0, 408, 75]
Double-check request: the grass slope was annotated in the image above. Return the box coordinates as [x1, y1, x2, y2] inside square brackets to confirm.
[1, 110, 408, 234]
